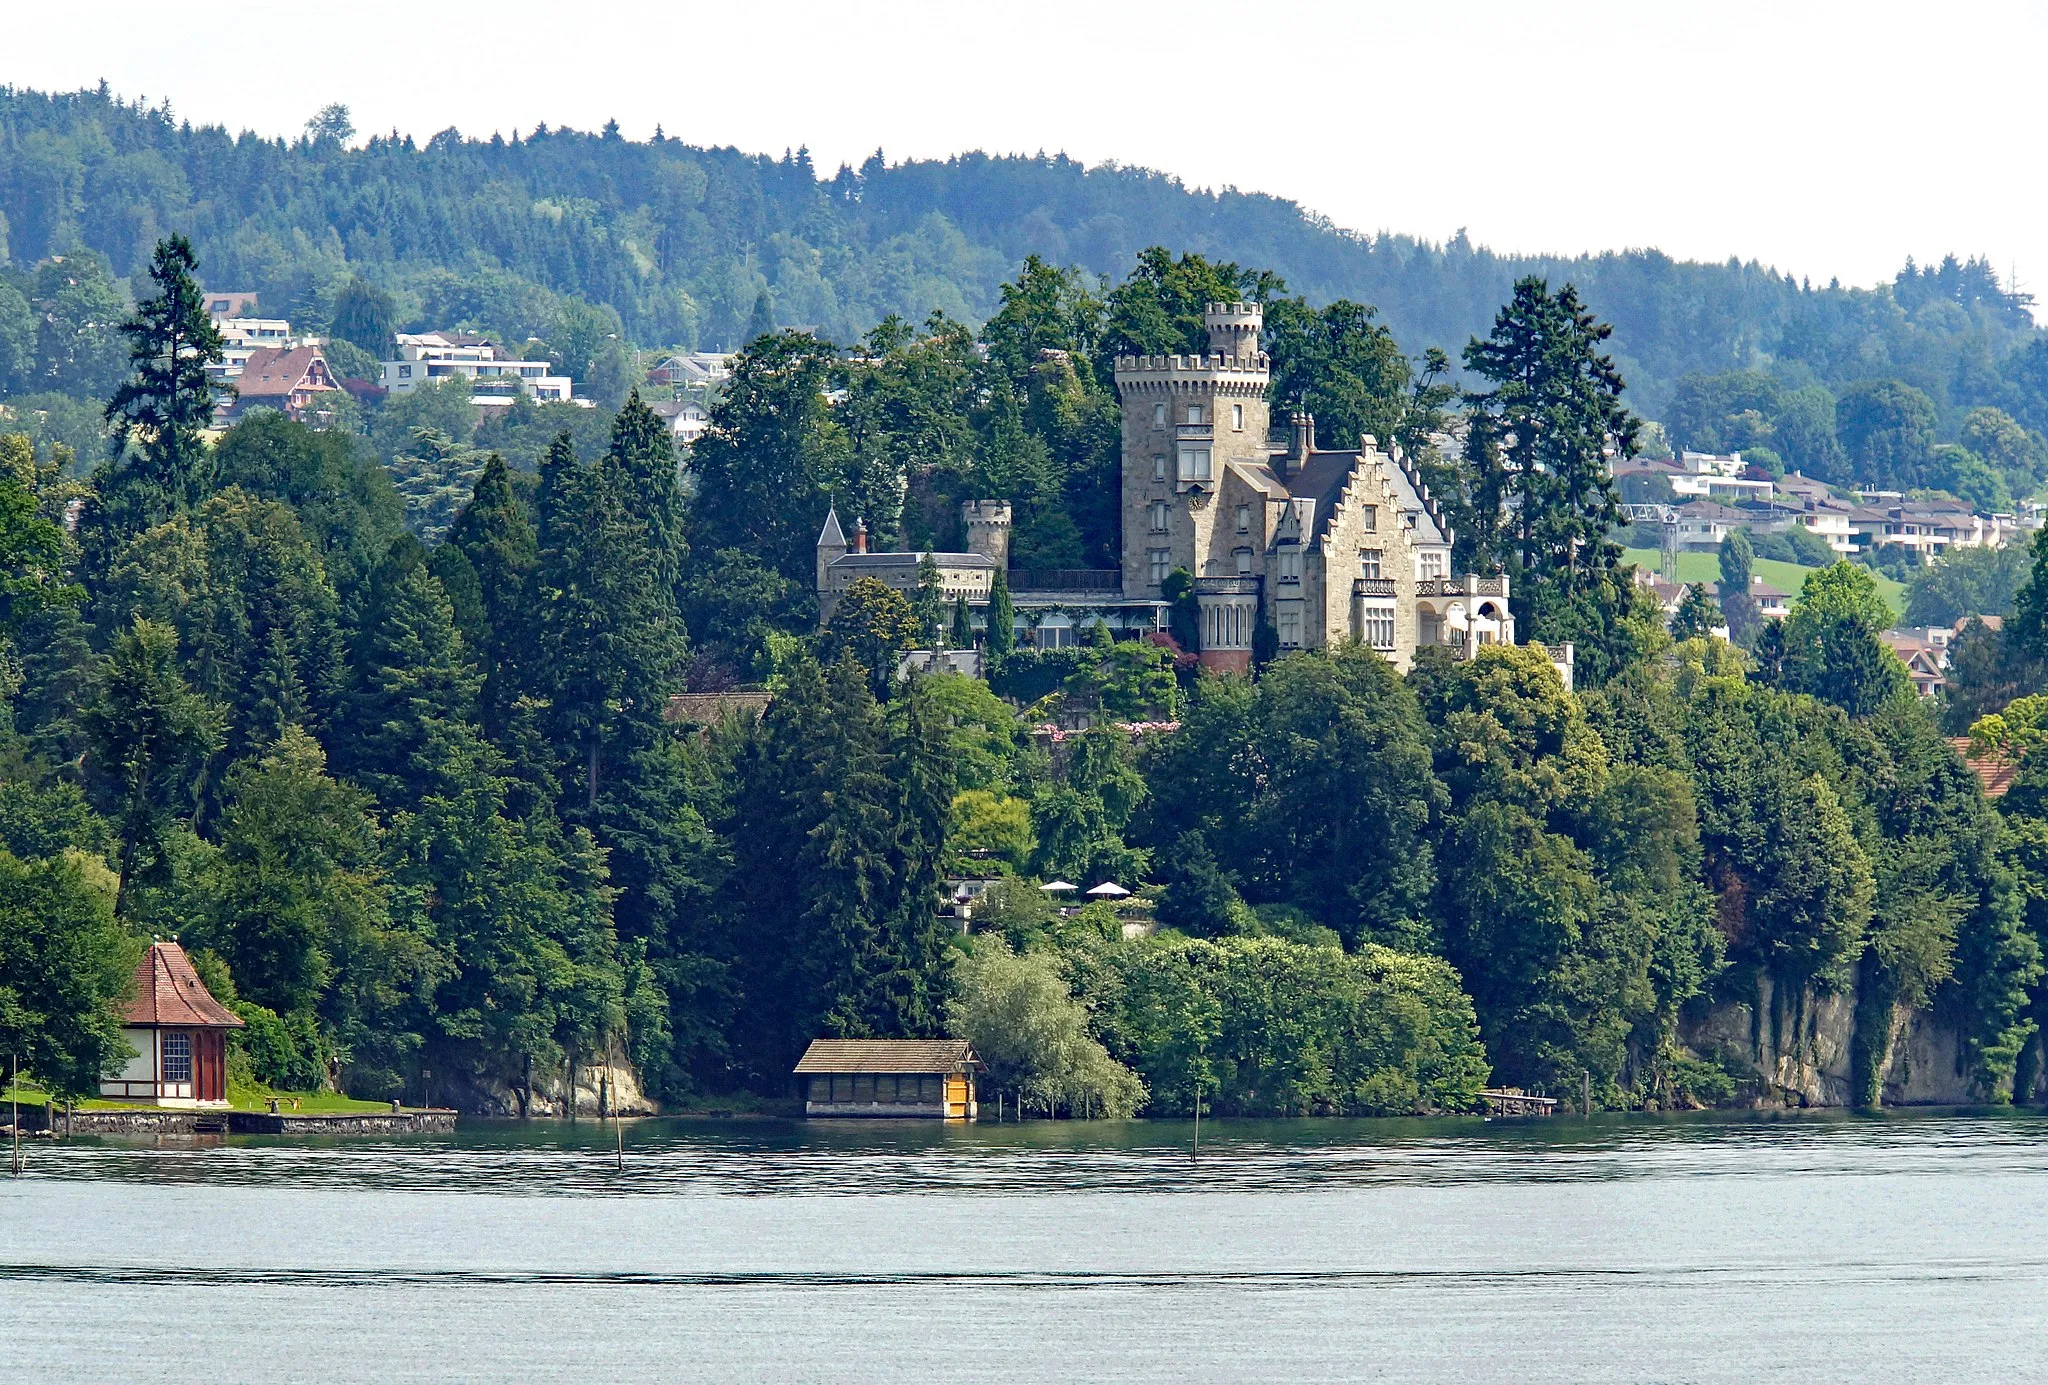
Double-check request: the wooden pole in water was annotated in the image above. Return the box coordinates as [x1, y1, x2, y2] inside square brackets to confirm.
[1583, 1069, 1592, 1118]
[11, 1054, 20, 1178]
[612, 1035, 623, 1173]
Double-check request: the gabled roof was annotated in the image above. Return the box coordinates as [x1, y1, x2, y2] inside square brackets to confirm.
[1952, 738, 2018, 798]
[793, 1038, 977, 1074]
[123, 941, 244, 1029]
[236, 345, 332, 398]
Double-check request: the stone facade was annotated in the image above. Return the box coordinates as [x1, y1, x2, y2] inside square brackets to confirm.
[815, 507, 997, 626]
[814, 302, 1551, 681]
[1113, 302, 1511, 673]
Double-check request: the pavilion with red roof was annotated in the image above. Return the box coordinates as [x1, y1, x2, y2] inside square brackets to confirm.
[100, 940, 244, 1108]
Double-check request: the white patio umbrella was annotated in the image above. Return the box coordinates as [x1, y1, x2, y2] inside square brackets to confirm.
[1085, 882, 1131, 898]
[1039, 880, 1078, 893]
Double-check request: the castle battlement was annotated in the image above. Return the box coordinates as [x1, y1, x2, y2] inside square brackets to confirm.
[1112, 353, 1271, 394]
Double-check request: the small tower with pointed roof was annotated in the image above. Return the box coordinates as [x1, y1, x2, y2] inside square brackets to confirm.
[816, 507, 848, 593]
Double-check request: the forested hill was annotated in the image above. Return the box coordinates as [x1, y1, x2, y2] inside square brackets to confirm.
[0, 84, 2039, 422]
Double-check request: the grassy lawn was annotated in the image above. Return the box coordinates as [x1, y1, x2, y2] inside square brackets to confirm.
[5, 1076, 389, 1115]
[1623, 549, 1906, 622]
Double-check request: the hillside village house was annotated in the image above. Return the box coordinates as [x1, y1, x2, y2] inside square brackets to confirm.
[793, 1039, 979, 1119]
[649, 398, 709, 446]
[818, 303, 1559, 680]
[101, 940, 243, 1108]
[227, 345, 343, 423]
[380, 333, 578, 407]
[648, 351, 734, 389]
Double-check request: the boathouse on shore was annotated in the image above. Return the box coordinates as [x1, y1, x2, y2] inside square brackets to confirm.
[793, 1039, 979, 1119]
[100, 940, 243, 1108]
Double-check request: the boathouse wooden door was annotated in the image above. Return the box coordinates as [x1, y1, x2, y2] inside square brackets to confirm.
[194, 1030, 226, 1103]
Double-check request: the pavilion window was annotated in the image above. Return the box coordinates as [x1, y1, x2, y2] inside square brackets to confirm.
[162, 1033, 192, 1084]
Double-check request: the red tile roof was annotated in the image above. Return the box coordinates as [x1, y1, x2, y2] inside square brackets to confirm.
[1951, 738, 2019, 800]
[123, 941, 244, 1028]
[236, 345, 335, 399]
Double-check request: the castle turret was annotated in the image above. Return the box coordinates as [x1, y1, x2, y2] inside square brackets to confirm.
[1114, 302, 1273, 598]
[816, 507, 848, 593]
[962, 499, 1013, 569]
[1204, 301, 1263, 357]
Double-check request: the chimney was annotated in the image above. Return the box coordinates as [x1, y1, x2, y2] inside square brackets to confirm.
[853, 517, 868, 554]
[1284, 412, 1315, 480]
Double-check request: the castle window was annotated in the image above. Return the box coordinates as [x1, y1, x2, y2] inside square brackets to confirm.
[1152, 403, 1167, 426]
[1359, 549, 1383, 580]
[1177, 447, 1211, 482]
[1149, 501, 1169, 533]
[1278, 610, 1301, 648]
[1277, 548, 1302, 583]
[1152, 453, 1167, 482]
[1361, 603, 1396, 651]
[1235, 548, 1252, 576]
[1420, 550, 1446, 580]
[1232, 404, 1244, 432]
[1147, 549, 1170, 585]
[1362, 504, 1377, 532]
[1235, 504, 1250, 534]
[1186, 405, 1204, 426]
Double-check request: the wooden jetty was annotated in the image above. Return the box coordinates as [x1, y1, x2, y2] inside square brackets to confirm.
[1479, 1088, 1559, 1118]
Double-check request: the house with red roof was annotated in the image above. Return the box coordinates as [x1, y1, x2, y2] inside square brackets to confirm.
[100, 940, 244, 1108]
[228, 344, 341, 423]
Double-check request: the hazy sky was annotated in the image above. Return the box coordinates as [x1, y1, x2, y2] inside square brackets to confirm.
[9, 1, 2039, 294]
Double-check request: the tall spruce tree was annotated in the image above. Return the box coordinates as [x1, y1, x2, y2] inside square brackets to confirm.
[100, 235, 227, 535]
[335, 539, 483, 809]
[444, 453, 537, 732]
[607, 389, 686, 599]
[986, 567, 1016, 658]
[1463, 277, 1646, 684]
[532, 454, 685, 812]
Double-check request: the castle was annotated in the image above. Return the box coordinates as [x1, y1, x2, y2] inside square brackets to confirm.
[817, 302, 1535, 679]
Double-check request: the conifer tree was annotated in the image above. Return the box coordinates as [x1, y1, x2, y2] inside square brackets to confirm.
[607, 389, 685, 597]
[950, 593, 974, 648]
[445, 452, 538, 728]
[80, 617, 223, 915]
[336, 540, 483, 808]
[912, 551, 945, 649]
[532, 455, 684, 811]
[986, 567, 1016, 658]
[100, 235, 227, 532]
[1462, 277, 1646, 684]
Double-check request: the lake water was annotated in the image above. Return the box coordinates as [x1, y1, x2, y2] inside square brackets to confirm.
[4, 1110, 2047, 1383]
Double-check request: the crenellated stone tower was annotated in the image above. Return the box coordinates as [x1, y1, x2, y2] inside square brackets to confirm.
[1115, 303, 1272, 668]
[961, 499, 1013, 569]
[1115, 305, 1272, 596]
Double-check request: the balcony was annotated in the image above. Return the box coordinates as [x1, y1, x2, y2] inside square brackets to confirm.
[1353, 578, 1396, 597]
[1176, 424, 1213, 442]
[1009, 569, 1122, 593]
[1193, 575, 1262, 597]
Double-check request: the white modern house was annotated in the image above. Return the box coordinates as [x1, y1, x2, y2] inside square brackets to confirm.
[380, 333, 578, 407]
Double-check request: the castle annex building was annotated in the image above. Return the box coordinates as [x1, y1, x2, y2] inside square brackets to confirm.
[819, 302, 1533, 678]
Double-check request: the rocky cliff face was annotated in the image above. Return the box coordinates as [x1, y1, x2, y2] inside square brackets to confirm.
[432, 1059, 660, 1118]
[1683, 972, 1979, 1108]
